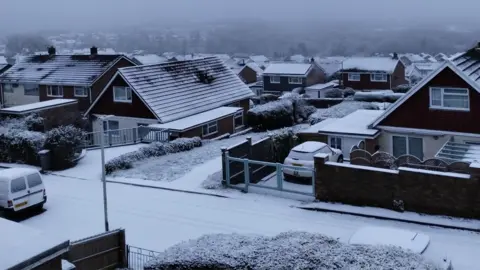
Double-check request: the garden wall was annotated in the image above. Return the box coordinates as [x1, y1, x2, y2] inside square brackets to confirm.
[314, 154, 480, 219]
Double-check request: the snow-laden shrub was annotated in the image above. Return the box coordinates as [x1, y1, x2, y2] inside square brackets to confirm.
[393, 84, 411, 93]
[0, 114, 44, 132]
[247, 99, 294, 131]
[43, 125, 85, 170]
[201, 171, 224, 190]
[267, 128, 298, 162]
[0, 129, 45, 165]
[105, 137, 202, 174]
[354, 90, 404, 103]
[324, 88, 343, 98]
[24, 113, 45, 131]
[144, 231, 444, 270]
[342, 87, 356, 97]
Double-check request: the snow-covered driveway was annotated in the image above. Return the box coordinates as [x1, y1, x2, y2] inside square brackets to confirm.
[22, 174, 479, 270]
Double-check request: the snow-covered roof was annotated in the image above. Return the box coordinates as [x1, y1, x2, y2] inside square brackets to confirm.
[0, 54, 128, 86]
[414, 62, 441, 71]
[0, 99, 77, 114]
[249, 55, 269, 63]
[149, 106, 242, 131]
[133, 54, 168, 65]
[0, 167, 40, 181]
[292, 141, 327, 153]
[305, 80, 339, 90]
[263, 63, 312, 76]
[245, 62, 263, 74]
[0, 217, 69, 270]
[436, 141, 480, 163]
[105, 57, 254, 123]
[450, 47, 480, 87]
[288, 54, 307, 63]
[0, 64, 10, 73]
[0, 55, 7, 64]
[341, 57, 399, 73]
[305, 109, 383, 137]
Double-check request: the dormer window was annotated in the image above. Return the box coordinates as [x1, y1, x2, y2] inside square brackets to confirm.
[429, 87, 469, 111]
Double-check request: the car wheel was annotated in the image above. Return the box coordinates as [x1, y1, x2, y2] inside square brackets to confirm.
[337, 156, 344, 163]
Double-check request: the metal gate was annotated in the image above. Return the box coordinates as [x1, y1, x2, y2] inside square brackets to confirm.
[224, 152, 315, 196]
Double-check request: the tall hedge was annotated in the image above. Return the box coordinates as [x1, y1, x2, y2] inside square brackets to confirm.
[43, 125, 85, 170]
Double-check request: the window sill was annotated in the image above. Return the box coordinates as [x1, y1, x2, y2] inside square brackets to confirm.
[429, 106, 470, 112]
[234, 125, 245, 130]
[114, 99, 132, 103]
[347, 79, 360, 82]
[289, 82, 303, 85]
[371, 80, 388, 82]
[75, 95, 88, 98]
[270, 82, 280, 84]
[202, 131, 218, 137]
[47, 95, 64, 98]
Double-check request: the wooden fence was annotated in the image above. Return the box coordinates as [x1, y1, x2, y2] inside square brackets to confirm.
[65, 229, 127, 270]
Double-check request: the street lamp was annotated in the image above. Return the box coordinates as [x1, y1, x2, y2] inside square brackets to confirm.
[100, 115, 114, 232]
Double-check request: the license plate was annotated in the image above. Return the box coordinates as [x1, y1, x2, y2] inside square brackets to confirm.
[292, 163, 303, 167]
[15, 201, 28, 208]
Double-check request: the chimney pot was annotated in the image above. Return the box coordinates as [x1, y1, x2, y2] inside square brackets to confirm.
[392, 52, 399, 60]
[90, 46, 98, 56]
[48, 46, 56, 56]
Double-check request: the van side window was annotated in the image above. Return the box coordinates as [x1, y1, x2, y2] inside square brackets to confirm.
[27, 174, 43, 188]
[11, 177, 27, 193]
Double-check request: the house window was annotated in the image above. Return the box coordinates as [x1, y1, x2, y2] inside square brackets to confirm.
[348, 73, 361, 81]
[113, 86, 132, 103]
[392, 135, 423, 160]
[24, 84, 39, 96]
[288, 77, 303, 84]
[429, 87, 469, 111]
[234, 111, 244, 128]
[202, 121, 218, 136]
[330, 137, 342, 150]
[74, 86, 88, 97]
[270, 76, 280, 84]
[103, 120, 120, 135]
[370, 73, 388, 82]
[47, 85, 63, 97]
[2, 83, 13, 93]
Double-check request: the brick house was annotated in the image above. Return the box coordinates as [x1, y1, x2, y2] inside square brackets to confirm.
[369, 43, 480, 161]
[85, 57, 254, 139]
[0, 46, 136, 111]
[262, 62, 326, 94]
[340, 56, 407, 90]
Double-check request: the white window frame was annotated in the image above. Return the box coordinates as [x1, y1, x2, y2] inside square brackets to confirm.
[47, 85, 64, 97]
[24, 84, 39, 96]
[329, 136, 342, 150]
[234, 111, 244, 128]
[270, 76, 280, 84]
[429, 87, 469, 111]
[392, 135, 423, 159]
[74, 86, 88, 97]
[348, 73, 360, 81]
[288, 77, 303, 85]
[202, 121, 218, 137]
[3, 83, 13, 93]
[370, 73, 388, 82]
[113, 86, 132, 103]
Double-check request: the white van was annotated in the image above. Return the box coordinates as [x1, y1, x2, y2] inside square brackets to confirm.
[0, 168, 47, 213]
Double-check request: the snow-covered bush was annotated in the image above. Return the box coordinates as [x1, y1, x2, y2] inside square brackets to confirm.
[105, 137, 202, 174]
[144, 231, 443, 270]
[0, 129, 45, 165]
[201, 171, 224, 190]
[267, 128, 298, 162]
[353, 90, 404, 103]
[247, 99, 294, 131]
[24, 113, 45, 131]
[393, 84, 411, 93]
[43, 125, 85, 170]
[342, 87, 356, 97]
[324, 88, 343, 98]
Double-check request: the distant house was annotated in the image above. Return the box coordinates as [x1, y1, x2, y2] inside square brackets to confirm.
[304, 80, 340, 98]
[340, 56, 407, 90]
[85, 57, 255, 140]
[262, 62, 326, 94]
[368, 43, 480, 161]
[0, 46, 136, 111]
[132, 54, 168, 65]
[286, 54, 308, 63]
[315, 57, 345, 80]
[226, 60, 263, 85]
[249, 55, 269, 68]
[434, 53, 449, 62]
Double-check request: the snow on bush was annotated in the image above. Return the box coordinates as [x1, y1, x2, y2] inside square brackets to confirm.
[144, 231, 444, 270]
[0, 113, 44, 133]
[105, 137, 202, 174]
[342, 87, 356, 97]
[201, 171, 224, 190]
[308, 101, 387, 125]
[324, 88, 343, 98]
[43, 125, 85, 170]
[353, 90, 404, 103]
[0, 129, 45, 165]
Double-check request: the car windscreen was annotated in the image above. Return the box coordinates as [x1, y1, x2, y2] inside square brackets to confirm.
[289, 150, 315, 160]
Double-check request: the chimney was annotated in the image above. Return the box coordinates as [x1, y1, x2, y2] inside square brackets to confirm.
[48, 46, 56, 56]
[90, 46, 98, 56]
[310, 57, 315, 63]
[392, 52, 399, 60]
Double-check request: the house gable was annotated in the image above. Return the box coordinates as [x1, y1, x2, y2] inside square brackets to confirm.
[88, 73, 157, 119]
[376, 65, 480, 134]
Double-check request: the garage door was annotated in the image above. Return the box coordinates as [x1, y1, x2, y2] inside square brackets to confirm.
[329, 136, 363, 161]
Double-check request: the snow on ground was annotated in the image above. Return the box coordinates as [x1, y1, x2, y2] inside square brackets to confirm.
[145, 231, 441, 270]
[21, 174, 480, 270]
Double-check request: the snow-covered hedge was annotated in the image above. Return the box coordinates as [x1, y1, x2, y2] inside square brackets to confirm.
[353, 90, 404, 102]
[105, 137, 202, 174]
[342, 87, 356, 97]
[0, 129, 45, 165]
[248, 95, 316, 131]
[144, 231, 444, 270]
[268, 128, 298, 162]
[43, 125, 85, 170]
[324, 88, 343, 98]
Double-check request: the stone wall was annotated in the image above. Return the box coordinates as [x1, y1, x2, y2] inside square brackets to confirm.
[314, 154, 480, 219]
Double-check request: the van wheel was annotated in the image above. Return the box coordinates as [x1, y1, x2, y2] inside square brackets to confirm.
[337, 156, 344, 163]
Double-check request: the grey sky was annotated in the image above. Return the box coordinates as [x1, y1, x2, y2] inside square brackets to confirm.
[1, 0, 479, 34]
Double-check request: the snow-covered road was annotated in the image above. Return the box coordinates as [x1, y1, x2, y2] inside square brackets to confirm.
[22, 175, 480, 269]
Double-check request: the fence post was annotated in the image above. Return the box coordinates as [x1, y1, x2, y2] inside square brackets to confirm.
[118, 229, 128, 268]
[243, 158, 250, 193]
[311, 168, 316, 196]
[246, 136, 253, 183]
[276, 163, 283, 190]
[223, 148, 230, 186]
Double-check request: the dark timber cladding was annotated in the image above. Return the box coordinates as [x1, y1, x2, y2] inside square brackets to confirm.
[378, 67, 480, 134]
[90, 56, 255, 123]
